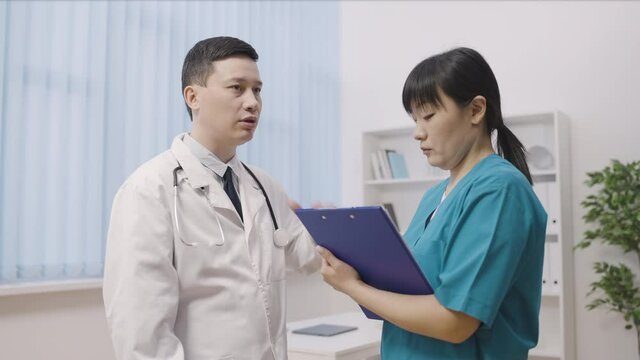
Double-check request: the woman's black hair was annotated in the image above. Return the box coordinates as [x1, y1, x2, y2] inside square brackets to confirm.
[402, 47, 532, 184]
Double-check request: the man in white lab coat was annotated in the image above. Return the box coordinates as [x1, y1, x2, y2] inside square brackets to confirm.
[103, 36, 321, 360]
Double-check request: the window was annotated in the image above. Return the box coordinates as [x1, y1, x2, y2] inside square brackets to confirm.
[0, 1, 340, 284]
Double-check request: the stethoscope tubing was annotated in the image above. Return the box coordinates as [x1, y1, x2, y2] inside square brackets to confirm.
[172, 162, 283, 247]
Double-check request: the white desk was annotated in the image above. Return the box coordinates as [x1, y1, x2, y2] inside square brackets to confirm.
[287, 311, 383, 360]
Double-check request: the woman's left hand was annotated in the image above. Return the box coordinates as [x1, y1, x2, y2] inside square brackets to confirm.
[316, 246, 362, 294]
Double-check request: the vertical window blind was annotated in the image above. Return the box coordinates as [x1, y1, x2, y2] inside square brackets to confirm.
[0, 1, 340, 284]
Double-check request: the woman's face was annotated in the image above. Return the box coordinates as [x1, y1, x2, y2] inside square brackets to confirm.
[411, 92, 481, 171]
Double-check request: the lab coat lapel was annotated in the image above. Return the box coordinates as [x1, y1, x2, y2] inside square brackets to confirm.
[170, 134, 214, 189]
[170, 134, 236, 213]
[204, 181, 238, 214]
[239, 167, 267, 242]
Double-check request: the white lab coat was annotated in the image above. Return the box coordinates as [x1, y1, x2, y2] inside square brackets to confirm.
[103, 133, 321, 360]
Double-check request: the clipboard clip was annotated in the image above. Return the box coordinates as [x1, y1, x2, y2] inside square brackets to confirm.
[321, 214, 356, 220]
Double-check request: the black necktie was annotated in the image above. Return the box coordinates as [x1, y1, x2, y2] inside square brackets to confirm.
[222, 167, 243, 221]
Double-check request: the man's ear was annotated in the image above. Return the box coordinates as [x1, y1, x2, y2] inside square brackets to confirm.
[183, 85, 199, 114]
[468, 95, 486, 125]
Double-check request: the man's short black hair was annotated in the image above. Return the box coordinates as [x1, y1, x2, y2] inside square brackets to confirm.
[181, 36, 259, 120]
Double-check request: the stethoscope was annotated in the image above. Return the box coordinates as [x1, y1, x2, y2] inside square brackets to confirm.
[172, 162, 290, 248]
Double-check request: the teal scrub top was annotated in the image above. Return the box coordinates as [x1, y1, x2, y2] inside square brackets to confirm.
[381, 154, 547, 360]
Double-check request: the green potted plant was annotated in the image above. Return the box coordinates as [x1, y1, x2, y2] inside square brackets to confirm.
[576, 159, 640, 356]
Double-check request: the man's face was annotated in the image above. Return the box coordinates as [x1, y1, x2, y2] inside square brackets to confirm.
[191, 56, 262, 152]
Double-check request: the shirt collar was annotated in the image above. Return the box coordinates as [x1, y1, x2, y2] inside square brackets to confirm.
[182, 134, 243, 178]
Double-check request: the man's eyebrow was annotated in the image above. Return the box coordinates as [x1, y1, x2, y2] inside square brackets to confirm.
[226, 77, 263, 86]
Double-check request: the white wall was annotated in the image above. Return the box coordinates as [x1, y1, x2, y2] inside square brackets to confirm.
[287, 273, 358, 322]
[341, 1, 640, 360]
[0, 276, 354, 360]
[0, 289, 114, 360]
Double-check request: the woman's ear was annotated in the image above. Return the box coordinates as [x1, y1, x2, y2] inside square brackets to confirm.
[469, 95, 486, 125]
[183, 85, 199, 113]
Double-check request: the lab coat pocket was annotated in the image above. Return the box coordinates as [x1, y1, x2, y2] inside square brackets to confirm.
[259, 221, 286, 282]
[271, 245, 286, 282]
[268, 278, 287, 353]
[412, 240, 444, 290]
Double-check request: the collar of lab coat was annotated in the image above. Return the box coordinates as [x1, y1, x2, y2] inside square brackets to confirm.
[181, 133, 244, 183]
[171, 133, 268, 228]
[170, 133, 217, 189]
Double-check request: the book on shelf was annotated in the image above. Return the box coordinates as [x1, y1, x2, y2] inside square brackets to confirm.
[542, 241, 550, 293]
[381, 203, 399, 230]
[377, 149, 393, 179]
[387, 152, 409, 179]
[370, 152, 383, 180]
[369, 149, 390, 180]
[532, 182, 560, 234]
[542, 240, 561, 296]
[369, 149, 410, 180]
[548, 240, 561, 295]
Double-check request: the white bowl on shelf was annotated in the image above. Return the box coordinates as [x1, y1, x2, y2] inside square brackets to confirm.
[527, 145, 555, 171]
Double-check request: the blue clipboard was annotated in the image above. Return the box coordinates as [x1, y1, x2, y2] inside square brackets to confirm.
[295, 206, 433, 320]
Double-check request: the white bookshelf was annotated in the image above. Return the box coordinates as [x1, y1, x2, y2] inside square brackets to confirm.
[361, 112, 574, 360]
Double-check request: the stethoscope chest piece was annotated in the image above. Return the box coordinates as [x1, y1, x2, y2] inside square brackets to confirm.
[273, 228, 290, 248]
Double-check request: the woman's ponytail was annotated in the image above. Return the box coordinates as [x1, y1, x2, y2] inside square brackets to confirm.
[496, 121, 532, 184]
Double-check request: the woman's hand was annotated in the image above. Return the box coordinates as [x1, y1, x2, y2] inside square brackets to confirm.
[317, 249, 480, 344]
[316, 246, 362, 294]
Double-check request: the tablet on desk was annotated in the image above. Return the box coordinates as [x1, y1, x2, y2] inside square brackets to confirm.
[292, 324, 358, 337]
[295, 206, 433, 320]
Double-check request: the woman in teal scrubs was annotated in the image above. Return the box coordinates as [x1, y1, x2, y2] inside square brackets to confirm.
[317, 47, 547, 359]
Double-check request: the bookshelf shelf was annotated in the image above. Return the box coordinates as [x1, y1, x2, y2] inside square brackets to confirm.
[529, 350, 562, 359]
[542, 293, 561, 298]
[364, 176, 447, 186]
[531, 170, 557, 177]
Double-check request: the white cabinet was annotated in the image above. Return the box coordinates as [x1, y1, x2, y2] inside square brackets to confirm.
[361, 112, 574, 360]
[287, 312, 382, 360]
